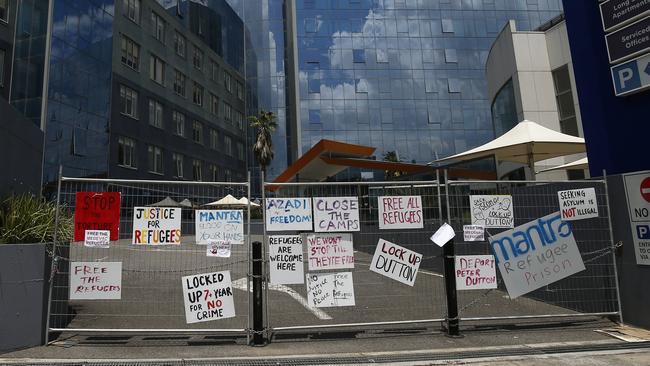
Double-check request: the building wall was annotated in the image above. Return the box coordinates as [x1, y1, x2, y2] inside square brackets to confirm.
[0, 0, 16, 101]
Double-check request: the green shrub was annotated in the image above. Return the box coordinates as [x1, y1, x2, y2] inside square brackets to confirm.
[0, 195, 73, 244]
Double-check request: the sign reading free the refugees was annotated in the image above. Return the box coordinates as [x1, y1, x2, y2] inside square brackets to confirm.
[195, 210, 244, 244]
[470, 195, 514, 228]
[69, 262, 122, 300]
[132, 207, 181, 245]
[265, 198, 313, 231]
[488, 212, 586, 299]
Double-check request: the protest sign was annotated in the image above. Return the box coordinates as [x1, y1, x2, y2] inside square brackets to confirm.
[269, 235, 304, 284]
[306, 272, 355, 307]
[181, 270, 235, 324]
[455, 255, 497, 290]
[470, 195, 514, 228]
[488, 212, 586, 299]
[69, 262, 122, 300]
[265, 198, 313, 231]
[369, 239, 422, 286]
[558, 188, 599, 221]
[307, 233, 354, 270]
[74, 192, 121, 241]
[313, 197, 360, 232]
[463, 225, 485, 242]
[84, 230, 110, 248]
[378, 196, 423, 229]
[132, 207, 181, 245]
[206, 241, 231, 257]
[195, 210, 244, 244]
[430, 223, 455, 247]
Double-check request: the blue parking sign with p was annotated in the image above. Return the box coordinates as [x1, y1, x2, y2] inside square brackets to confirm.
[612, 60, 640, 95]
[638, 224, 650, 240]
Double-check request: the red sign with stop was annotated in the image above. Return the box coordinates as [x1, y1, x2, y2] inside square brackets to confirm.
[642, 177, 650, 204]
[74, 192, 121, 241]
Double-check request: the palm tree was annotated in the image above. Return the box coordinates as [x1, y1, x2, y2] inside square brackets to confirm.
[383, 150, 405, 180]
[248, 110, 278, 178]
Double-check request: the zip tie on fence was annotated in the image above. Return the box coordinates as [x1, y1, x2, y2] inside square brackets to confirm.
[245, 328, 268, 336]
[458, 288, 495, 314]
[247, 273, 265, 280]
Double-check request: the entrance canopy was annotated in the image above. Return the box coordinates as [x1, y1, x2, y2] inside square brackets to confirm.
[537, 157, 588, 173]
[203, 194, 243, 207]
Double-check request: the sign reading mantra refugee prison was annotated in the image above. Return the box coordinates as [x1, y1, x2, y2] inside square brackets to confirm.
[623, 171, 650, 265]
[181, 270, 235, 324]
[557, 188, 599, 221]
[605, 16, 650, 64]
[306, 272, 355, 307]
[69, 262, 122, 300]
[269, 235, 305, 284]
[470, 195, 514, 228]
[74, 192, 121, 241]
[195, 210, 244, 244]
[455, 255, 497, 291]
[265, 198, 313, 231]
[611, 52, 650, 96]
[307, 233, 354, 270]
[600, 0, 650, 32]
[488, 212, 586, 299]
[369, 239, 423, 286]
[313, 197, 360, 232]
[132, 207, 182, 245]
[377, 196, 423, 229]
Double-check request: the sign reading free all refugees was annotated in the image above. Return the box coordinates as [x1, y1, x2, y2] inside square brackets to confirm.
[377, 196, 424, 229]
[195, 210, 244, 244]
[132, 207, 181, 245]
[74, 192, 121, 241]
[265, 198, 313, 231]
[488, 212, 586, 299]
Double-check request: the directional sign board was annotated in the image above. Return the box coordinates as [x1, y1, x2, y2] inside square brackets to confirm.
[611, 52, 650, 96]
[605, 16, 650, 64]
[600, 0, 650, 32]
[623, 171, 650, 265]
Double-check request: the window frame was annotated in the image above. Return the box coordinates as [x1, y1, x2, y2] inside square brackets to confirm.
[192, 160, 202, 181]
[174, 31, 186, 58]
[148, 99, 163, 128]
[123, 0, 141, 24]
[117, 136, 137, 169]
[149, 54, 165, 85]
[192, 81, 203, 106]
[172, 153, 184, 178]
[173, 69, 186, 97]
[120, 35, 140, 71]
[192, 45, 203, 70]
[173, 110, 185, 137]
[119, 84, 139, 119]
[147, 145, 163, 175]
[192, 120, 203, 144]
[151, 11, 165, 43]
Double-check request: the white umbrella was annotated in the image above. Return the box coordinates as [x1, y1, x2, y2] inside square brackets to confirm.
[537, 157, 588, 174]
[238, 197, 260, 207]
[179, 198, 194, 208]
[148, 196, 181, 207]
[203, 194, 244, 207]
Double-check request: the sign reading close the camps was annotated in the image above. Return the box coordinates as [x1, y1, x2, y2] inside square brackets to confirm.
[307, 233, 354, 270]
[557, 188, 599, 221]
[84, 230, 110, 248]
[377, 196, 424, 229]
[369, 239, 423, 286]
[313, 197, 360, 232]
[265, 198, 313, 231]
[488, 212, 586, 299]
[623, 171, 650, 265]
[269, 235, 305, 284]
[195, 210, 244, 244]
[463, 225, 485, 242]
[306, 272, 355, 307]
[206, 241, 231, 258]
[470, 195, 514, 228]
[74, 192, 121, 242]
[181, 270, 235, 324]
[132, 207, 182, 245]
[455, 255, 497, 291]
[69, 262, 122, 300]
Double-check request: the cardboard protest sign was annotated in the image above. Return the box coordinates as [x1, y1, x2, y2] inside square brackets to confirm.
[195, 210, 244, 244]
[84, 230, 110, 248]
[269, 235, 304, 284]
[558, 188, 598, 221]
[69, 262, 122, 300]
[132, 207, 182, 245]
[369, 239, 422, 286]
[307, 233, 354, 270]
[430, 223, 455, 247]
[463, 225, 485, 242]
[206, 241, 231, 257]
[181, 270, 235, 324]
[378, 196, 423, 229]
[470, 195, 514, 228]
[488, 212, 586, 299]
[306, 272, 355, 307]
[455, 255, 497, 290]
[265, 198, 313, 231]
[74, 192, 121, 241]
[313, 197, 360, 232]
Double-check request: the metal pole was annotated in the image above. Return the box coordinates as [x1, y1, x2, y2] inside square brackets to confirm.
[44, 165, 63, 344]
[442, 170, 460, 337]
[261, 170, 270, 337]
[436, 169, 442, 225]
[251, 241, 265, 346]
[603, 170, 624, 325]
[246, 171, 252, 345]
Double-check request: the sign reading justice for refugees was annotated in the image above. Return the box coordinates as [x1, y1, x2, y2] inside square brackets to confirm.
[132, 207, 182, 245]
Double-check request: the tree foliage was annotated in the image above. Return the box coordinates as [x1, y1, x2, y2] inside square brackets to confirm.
[248, 110, 278, 176]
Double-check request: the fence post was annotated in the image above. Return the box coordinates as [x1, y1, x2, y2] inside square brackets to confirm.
[251, 240, 266, 346]
[443, 170, 460, 337]
[603, 170, 624, 325]
[44, 165, 63, 344]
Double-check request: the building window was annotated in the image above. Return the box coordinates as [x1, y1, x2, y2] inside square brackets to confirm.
[567, 169, 585, 180]
[192, 160, 202, 181]
[0, 49, 4, 86]
[442, 19, 454, 33]
[151, 11, 165, 43]
[117, 137, 136, 168]
[149, 54, 165, 85]
[209, 129, 219, 150]
[192, 120, 203, 144]
[237, 142, 244, 161]
[444, 49, 457, 63]
[223, 102, 232, 122]
[0, 0, 7, 23]
[172, 153, 184, 178]
[353, 49, 365, 63]
[224, 135, 232, 156]
[147, 145, 163, 174]
[210, 93, 219, 115]
[174, 31, 185, 57]
[123, 0, 140, 24]
[235, 111, 243, 130]
[148, 99, 163, 128]
[224, 169, 232, 182]
[309, 109, 320, 123]
[237, 81, 244, 100]
[192, 46, 203, 70]
[308, 79, 320, 93]
[192, 81, 203, 106]
[173, 69, 186, 96]
[209, 164, 218, 181]
[120, 35, 140, 71]
[491, 79, 518, 137]
[223, 71, 232, 92]
[211, 61, 219, 82]
[119, 85, 138, 119]
[552, 66, 579, 137]
[173, 111, 185, 137]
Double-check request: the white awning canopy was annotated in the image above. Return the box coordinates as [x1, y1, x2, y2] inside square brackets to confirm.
[203, 194, 244, 207]
[238, 197, 260, 207]
[537, 157, 588, 173]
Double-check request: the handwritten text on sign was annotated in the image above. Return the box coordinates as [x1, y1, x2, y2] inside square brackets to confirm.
[269, 235, 305, 284]
[307, 233, 354, 270]
[132, 207, 181, 245]
[181, 271, 235, 324]
[378, 196, 423, 229]
[206, 241, 231, 257]
[558, 188, 598, 221]
[265, 198, 313, 231]
[69, 262, 122, 300]
[84, 230, 110, 248]
[369, 239, 422, 286]
[195, 210, 244, 244]
[463, 225, 485, 242]
[74, 192, 121, 241]
[470, 195, 514, 228]
[488, 212, 586, 299]
[306, 272, 355, 307]
[455, 255, 497, 290]
[313, 197, 360, 232]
